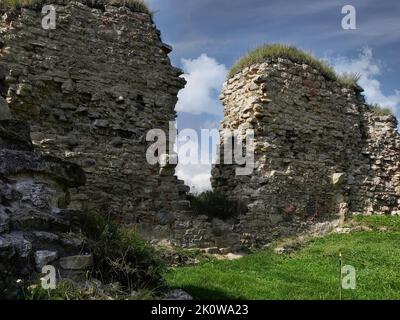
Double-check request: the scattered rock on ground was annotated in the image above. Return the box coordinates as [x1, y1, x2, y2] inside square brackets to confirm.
[164, 289, 193, 300]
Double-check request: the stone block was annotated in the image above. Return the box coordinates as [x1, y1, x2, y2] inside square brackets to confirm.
[35, 250, 58, 270]
[59, 254, 93, 270]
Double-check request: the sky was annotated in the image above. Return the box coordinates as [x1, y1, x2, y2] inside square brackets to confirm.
[146, 0, 400, 192]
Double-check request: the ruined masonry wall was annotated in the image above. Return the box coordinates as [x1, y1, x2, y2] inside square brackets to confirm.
[0, 120, 91, 298]
[0, 2, 190, 240]
[211, 58, 400, 247]
[2, 2, 400, 252]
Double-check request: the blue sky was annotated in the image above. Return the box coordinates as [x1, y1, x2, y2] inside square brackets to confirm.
[146, 0, 400, 191]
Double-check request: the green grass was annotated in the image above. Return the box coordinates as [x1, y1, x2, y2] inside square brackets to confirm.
[165, 216, 400, 300]
[21, 210, 165, 300]
[351, 214, 400, 231]
[338, 72, 361, 87]
[369, 104, 393, 116]
[0, 0, 41, 9]
[228, 44, 360, 87]
[0, 0, 151, 14]
[108, 0, 150, 13]
[79, 210, 165, 291]
[23, 279, 157, 300]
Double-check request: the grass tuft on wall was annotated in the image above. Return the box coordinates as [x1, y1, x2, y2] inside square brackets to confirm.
[228, 44, 361, 87]
[369, 104, 393, 116]
[0, 0, 151, 14]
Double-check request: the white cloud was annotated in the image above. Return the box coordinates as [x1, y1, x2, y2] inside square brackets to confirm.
[328, 47, 400, 113]
[175, 125, 220, 193]
[175, 138, 212, 192]
[176, 163, 212, 193]
[172, 54, 226, 191]
[201, 119, 220, 130]
[176, 54, 227, 115]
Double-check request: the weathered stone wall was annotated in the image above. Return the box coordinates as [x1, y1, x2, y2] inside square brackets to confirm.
[357, 113, 400, 215]
[0, 1, 189, 239]
[211, 58, 400, 247]
[0, 119, 92, 298]
[2, 2, 399, 254]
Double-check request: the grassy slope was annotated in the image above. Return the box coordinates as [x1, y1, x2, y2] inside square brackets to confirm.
[165, 216, 400, 300]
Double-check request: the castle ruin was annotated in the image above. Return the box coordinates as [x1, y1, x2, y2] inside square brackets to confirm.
[1, 1, 400, 282]
[212, 56, 400, 247]
[0, 0, 190, 243]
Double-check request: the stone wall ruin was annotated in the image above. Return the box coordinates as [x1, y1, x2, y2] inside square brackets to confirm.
[0, 119, 91, 298]
[0, 1, 190, 242]
[1, 2, 400, 256]
[211, 57, 400, 247]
